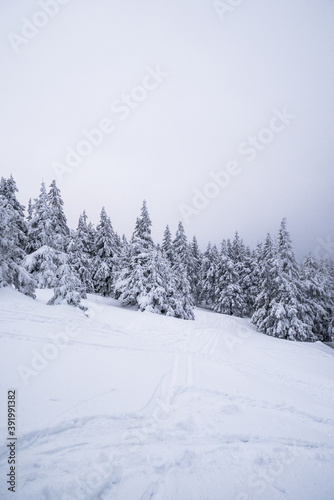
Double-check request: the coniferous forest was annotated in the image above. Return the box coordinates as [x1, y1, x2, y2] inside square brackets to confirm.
[1, 175, 333, 342]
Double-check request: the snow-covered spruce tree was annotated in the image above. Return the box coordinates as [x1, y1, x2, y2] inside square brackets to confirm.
[171, 222, 194, 316]
[301, 254, 333, 341]
[200, 243, 219, 308]
[47, 250, 86, 309]
[188, 236, 202, 305]
[0, 186, 35, 297]
[238, 245, 260, 317]
[47, 180, 70, 251]
[25, 243, 85, 308]
[252, 219, 312, 341]
[27, 180, 69, 254]
[24, 245, 57, 289]
[114, 234, 131, 299]
[26, 181, 52, 253]
[169, 253, 195, 320]
[92, 207, 119, 296]
[214, 240, 246, 316]
[136, 247, 175, 315]
[27, 198, 33, 222]
[162, 225, 173, 263]
[116, 200, 154, 306]
[324, 259, 334, 340]
[251, 234, 276, 332]
[172, 221, 190, 269]
[75, 211, 97, 260]
[0, 175, 28, 252]
[67, 231, 93, 299]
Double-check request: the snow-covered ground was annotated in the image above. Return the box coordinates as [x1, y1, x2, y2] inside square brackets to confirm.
[1, 288, 334, 500]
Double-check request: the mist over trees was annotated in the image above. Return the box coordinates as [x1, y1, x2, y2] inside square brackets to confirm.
[1, 176, 333, 342]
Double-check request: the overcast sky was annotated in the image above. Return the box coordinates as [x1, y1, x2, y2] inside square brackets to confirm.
[1, 0, 334, 259]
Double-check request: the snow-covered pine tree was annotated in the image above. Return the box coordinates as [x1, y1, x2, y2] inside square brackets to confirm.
[200, 243, 219, 308]
[162, 225, 173, 263]
[27, 198, 33, 222]
[214, 240, 246, 316]
[47, 180, 70, 251]
[26, 181, 52, 253]
[75, 211, 97, 260]
[172, 221, 190, 269]
[67, 231, 93, 299]
[0, 190, 35, 297]
[116, 201, 154, 306]
[188, 236, 202, 305]
[24, 245, 57, 289]
[251, 234, 276, 332]
[301, 253, 333, 341]
[76, 212, 91, 254]
[136, 247, 175, 315]
[169, 253, 195, 320]
[47, 250, 85, 309]
[0, 175, 28, 251]
[92, 207, 118, 296]
[253, 219, 312, 340]
[170, 221, 194, 316]
[240, 244, 262, 317]
[324, 259, 334, 341]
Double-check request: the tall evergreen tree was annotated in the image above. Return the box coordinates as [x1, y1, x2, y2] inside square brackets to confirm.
[92, 207, 118, 296]
[27, 181, 52, 253]
[214, 241, 246, 316]
[188, 236, 202, 305]
[200, 243, 219, 308]
[0, 193, 35, 296]
[67, 231, 93, 298]
[116, 201, 154, 306]
[0, 175, 28, 251]
[252, 219, 312, 340]
[162, 225, 173, 263]
[47, 180, 69, 250]
[172, 221, 189, 268]
[241, 244, 262, 317]
[301, 254, 332, 341]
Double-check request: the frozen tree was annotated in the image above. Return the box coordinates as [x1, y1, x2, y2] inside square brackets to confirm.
[92, 207, 119, 296]
[0, 175, 28, 251]
[47, 251, 85, 309]
[137, 248, 175, 315]
[214, 241, 246, 316]
[302, 255, 334, 341]
[27, 198, 33, 222]
[200, 243, 219, 308]
[0, 193, 35, 297]
[24, 245, 57, 289]
[251, 234, 276, 332]
[67, 232, 93, 298]
[252, 220, 312, 341]
[116, 201, 154, 306]
[170, 254, 195, 320]
[172, 221, 190, 269]
[162, 225, 173, 263]
[188, 236, 202, 305]
[237, 245, 261, 317]
[47, 180, 70, 251]
[27, 182, 52, 253]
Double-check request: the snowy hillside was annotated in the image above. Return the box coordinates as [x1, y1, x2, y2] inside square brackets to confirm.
[1, 287, 334, 499]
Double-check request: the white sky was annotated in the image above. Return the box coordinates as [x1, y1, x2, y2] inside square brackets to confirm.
[1, 0, 334, 258]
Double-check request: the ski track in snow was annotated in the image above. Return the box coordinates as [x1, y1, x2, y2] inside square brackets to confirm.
[1, 288, 334, 499]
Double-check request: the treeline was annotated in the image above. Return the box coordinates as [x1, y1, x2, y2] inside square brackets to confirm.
[0, 175, 333, 342]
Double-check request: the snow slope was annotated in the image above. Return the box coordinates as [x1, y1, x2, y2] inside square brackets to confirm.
[0, 287, 334, 499]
